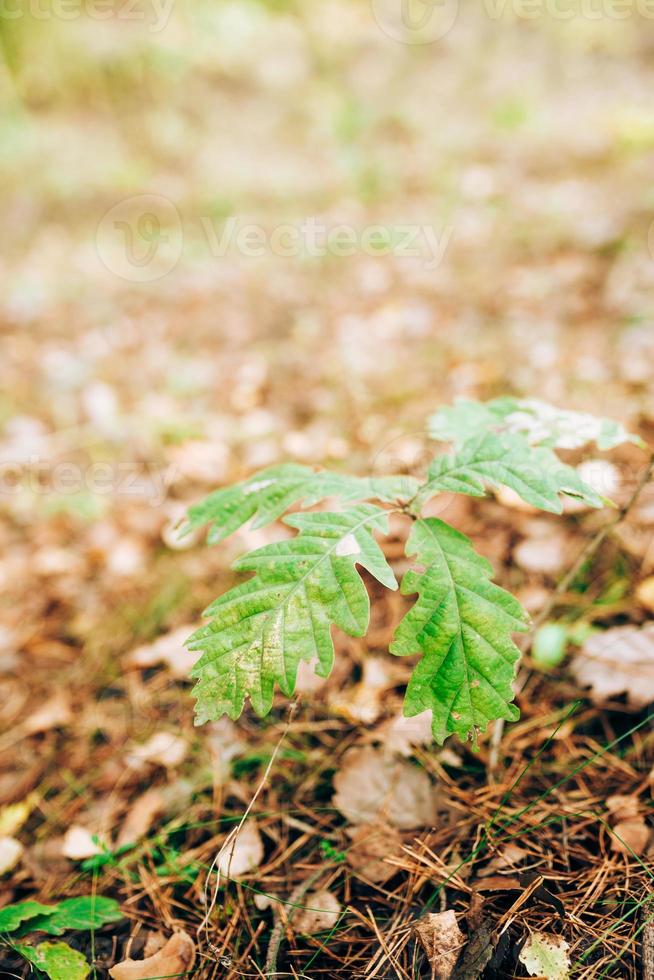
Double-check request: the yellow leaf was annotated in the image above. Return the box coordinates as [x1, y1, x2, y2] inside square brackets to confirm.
[0, 793, 39, 836]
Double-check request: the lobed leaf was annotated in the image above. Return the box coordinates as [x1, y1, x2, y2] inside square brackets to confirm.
[413, 431, 605, 514]
[184, 463, 419, 543]
[429, 396, 643, 451]
[189, 504, 397, 723]
[429, 397, 520, 446]
[390, 518, 529, 743]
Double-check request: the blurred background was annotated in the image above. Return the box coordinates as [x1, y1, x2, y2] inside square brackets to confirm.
[3, 2, 654, 975]
[2, 0, 654, 494]
[2, 0, 654, 650]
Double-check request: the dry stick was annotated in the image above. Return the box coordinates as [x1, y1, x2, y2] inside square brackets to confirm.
[488, 452, 654, 779]
[642, 917, 654, 980]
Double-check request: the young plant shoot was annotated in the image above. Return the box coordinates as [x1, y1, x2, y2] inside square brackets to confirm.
[183, 398, 641, 744]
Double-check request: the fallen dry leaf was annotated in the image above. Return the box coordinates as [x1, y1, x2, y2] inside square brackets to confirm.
[563, 460, 621, 514]
[167, 439, 229, 484]
[517, 584, 551, 614]
[474, 874, 522, 892]
[109, 930, 195, 980]
[61, 825, 105, 860]
[606, 794, 640, 821]
[345, 822, 403, 883]
[333, 746, 437, 829]
[292, 889, 341, 934]
[206, 717, 248, 785]
[607, 795, 650, 855]
[329, 657, 394, 724]
[126, 732, 188, 770]
[294, 657, 328, 694]
[455, 919, 494, 977]
[611, 818, 650, 856]
[217, 821, 264, 879]
[636, 576, 654, 614]
[34, 546, 84, 577]
[142, 932, 166, 958]
[0, 836, 23, 874]
[514, 529, 569, 576]
[377, 710, 434, 756]
[254, 892, 276, 911]
[105, 537, 146, 578]
[519, 931, 570, 979]
[613, 522, 654, 572]
[413, 910, 464, 980]
[478, 843, 528, 877]
[438, 747, 463, 768]
[124, 626, 199, 679]
[24, 694, 73, 734]
[570, 625, 654, 706]
[0, 793, 39, 836]
[116, 788, 166, 848]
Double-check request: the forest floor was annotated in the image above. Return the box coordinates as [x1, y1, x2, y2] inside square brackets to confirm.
[2, 2, 654, 977]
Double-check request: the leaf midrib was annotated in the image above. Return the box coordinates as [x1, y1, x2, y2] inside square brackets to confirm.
[419, 522, 477, 731]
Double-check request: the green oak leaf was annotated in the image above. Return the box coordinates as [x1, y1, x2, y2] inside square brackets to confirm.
[390, 518, 529, 743]
[15, 941, 90, 980]
[412, 431, 605, 514]
[189, 504, 397, 723]
[184, 462, 419, 543]
[429, 397, 521, 446]
[429, 397, 643, 450]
